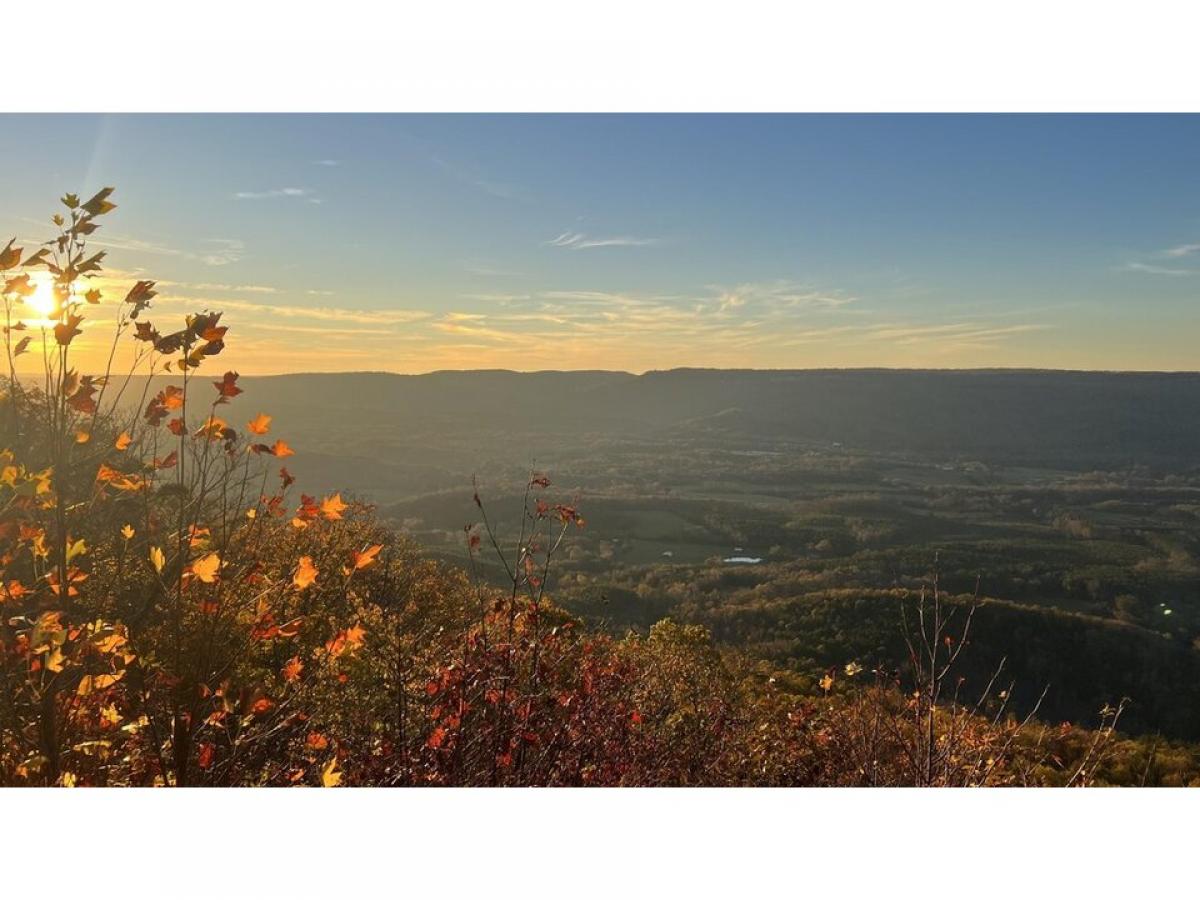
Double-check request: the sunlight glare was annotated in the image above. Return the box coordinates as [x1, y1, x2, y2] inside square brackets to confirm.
[23, 272, 58, 326]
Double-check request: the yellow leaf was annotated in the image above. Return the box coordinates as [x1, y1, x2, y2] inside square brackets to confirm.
[77, 672, 124, 696]
[114, 431, 132, 451]
[819, 673, 834, 692]
[245, 508, 257, 520]
[293, 555, 318, 591]
[321, 756, 342, 787]
[191, 552, 221, 584]
[320, 493, 347, 521]
[121, 524, 135, 540]
[149, 546, 165, 574]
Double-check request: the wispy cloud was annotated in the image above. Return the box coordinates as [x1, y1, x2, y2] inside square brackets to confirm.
[160, 280, 277, 294]
[1121, 261, 1192, 277]
[313, 159, 340, 167]
[1122, 240, 1200, 276]
[431, 156, 522, 200]
[153, 293, 431, 327]
[546, 232, 659, 250]
[712, 281, 856, 314]
[234, 187, 321, 204]
[84, 233, 245, 267]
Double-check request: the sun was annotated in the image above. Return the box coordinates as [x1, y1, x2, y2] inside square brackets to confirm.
[23, 272, 59, 324]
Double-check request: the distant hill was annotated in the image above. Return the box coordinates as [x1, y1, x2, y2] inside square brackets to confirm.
[104, 369, 1200, 500]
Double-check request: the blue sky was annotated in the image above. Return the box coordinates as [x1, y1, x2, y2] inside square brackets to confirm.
[4, 114, 1199, 372]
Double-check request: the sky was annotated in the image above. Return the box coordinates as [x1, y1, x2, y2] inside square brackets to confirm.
[3, 113, 1200, 374]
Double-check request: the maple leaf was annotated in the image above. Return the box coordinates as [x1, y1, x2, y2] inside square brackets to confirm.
[247, 412, 271, 435]
[54, 313, 84, 346]
[281, 656, 304, 683]
[125, 280, 157, 318]
[191, 552, 221, 584]
[271, 440, 294, 458]
[213, 370, 242, 399]
[306, 732, 329, 750]
[352, 544, 383, 571]
[325, 623, 366, 657]
[319, 493, 347, 521]
[293, 555, 318, 591]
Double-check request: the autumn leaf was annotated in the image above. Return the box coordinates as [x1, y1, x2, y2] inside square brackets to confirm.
[149, 546, 165, 574]
[352, 544, 383, 571]
[271, 440, 294, 458]
[250, 696, 274, 715]
[114, 431, 132, 451]
[74, 430, 91, 444]
[325, 623, 366, 657]
[293, 555, 318, 591]
[197, 743, 215, 770]
[191, 552, 221, 584]
[321, 756, 342, 787]
[247, 413, 271, 435]
[320, 493, 347, 521]
[213, 370, 242, 399]
[54, 313, 84, 346]
[13, 335, 31, 357]
[81, 186, 117, 216]
[281, 656, 304, 682]
[121, 524, 135, 540]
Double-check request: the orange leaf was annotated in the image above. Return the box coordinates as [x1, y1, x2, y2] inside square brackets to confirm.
[281, 656, 304, 682]
[247, 412, 271, 435]
[271, 440, 294, 458]
[250, 696, 274, 715]
[114, 431, 132, 451]
[319, 493, 347, 521]
[293, 555, 318, 591]
[352, 544, 383, 571]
